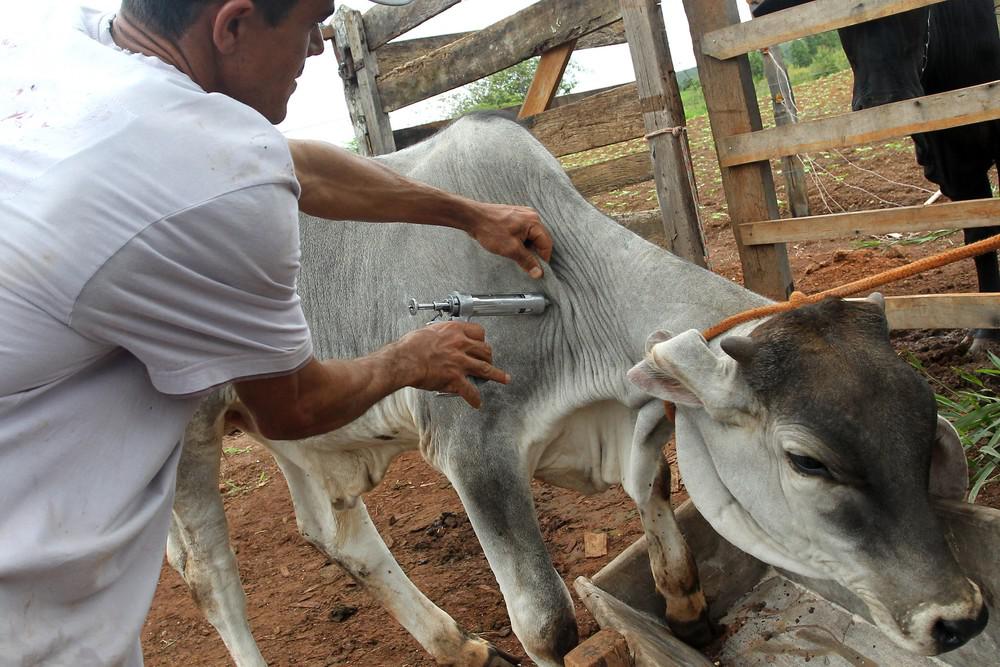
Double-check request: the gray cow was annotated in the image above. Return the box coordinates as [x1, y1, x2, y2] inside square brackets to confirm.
[167, 115, 987, 666]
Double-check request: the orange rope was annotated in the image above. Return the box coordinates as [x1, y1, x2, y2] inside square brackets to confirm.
[660, 232, 1000, 423]
[701, 232, 1000, 341]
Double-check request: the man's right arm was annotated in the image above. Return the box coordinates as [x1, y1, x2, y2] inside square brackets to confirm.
[234, 321, 510, 441]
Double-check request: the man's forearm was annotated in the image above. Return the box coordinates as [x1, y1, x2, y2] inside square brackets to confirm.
[290, 138, 478, 231]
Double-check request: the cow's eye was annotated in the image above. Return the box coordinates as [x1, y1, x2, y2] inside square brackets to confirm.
[787, 453, 832, 479]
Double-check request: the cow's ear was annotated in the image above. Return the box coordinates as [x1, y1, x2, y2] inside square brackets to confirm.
[929, 416, 968, 500]
[629, 329, 752, 414]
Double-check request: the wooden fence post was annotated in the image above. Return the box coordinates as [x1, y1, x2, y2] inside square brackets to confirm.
[519, 41, 578, 119]
[332, 5, 396, 156]
[620, 0, 707, 267]
[762, 46, 811, 217]
[682, 0, 792, 299]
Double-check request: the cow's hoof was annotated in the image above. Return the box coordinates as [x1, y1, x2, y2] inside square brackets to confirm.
[670, 611, 715, 648]
[961, 329, 1000, 357]
[457, 634, 522, 666]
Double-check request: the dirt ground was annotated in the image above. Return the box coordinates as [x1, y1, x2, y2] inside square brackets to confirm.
[142, 70, 1000, 666]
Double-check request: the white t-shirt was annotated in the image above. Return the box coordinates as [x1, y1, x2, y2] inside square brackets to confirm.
[0, 8, 313, 665]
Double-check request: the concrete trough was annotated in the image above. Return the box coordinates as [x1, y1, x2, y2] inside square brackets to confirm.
[574, 499, 1000, 666]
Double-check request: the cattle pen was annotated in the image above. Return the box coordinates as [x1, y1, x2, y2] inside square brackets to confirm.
[329, 0, 1000, 332]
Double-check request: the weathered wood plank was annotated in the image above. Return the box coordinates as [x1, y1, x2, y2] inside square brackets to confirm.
[332, 6, 395, 156]
[683, 0, 792, 300]
[519, 40, 578, 119]
[391, 85, 623, 150]
[702, 0, 946, 60]
[375, 21, 626, 75]
[740, 197, 1000, 245]
[568, 151, 653, 197]
[522, 83, 646, 157]
[865, 294, 1000, 330]
[363, 0, 461, 51]
[718, 81, 1000, 167]
[622, 0, 707, 267]
[379, 0, 622, 111]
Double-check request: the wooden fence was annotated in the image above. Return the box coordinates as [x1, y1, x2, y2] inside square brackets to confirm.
[327, 0, 707, 266]
[684, 0, 1000, 329]
[330, 0, 1000, 330]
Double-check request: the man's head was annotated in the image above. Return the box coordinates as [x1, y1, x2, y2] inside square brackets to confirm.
[117, 0, 410, 123]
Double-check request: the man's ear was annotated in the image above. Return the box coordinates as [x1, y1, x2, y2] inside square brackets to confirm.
[211, 0, 257, 54]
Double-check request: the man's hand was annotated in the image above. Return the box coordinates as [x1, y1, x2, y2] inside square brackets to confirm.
[392, 321, 510, 408]
[462, 202, 554, 280]
[290, 139, 554, 279]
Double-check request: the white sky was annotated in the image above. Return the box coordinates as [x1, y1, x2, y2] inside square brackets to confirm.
[13, 1, 751, 146]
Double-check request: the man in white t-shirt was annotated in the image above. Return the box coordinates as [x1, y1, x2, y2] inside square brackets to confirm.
[0, 0, 554, 664]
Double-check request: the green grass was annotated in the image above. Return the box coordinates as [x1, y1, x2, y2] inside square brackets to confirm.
[913, 352, 1000, 502]
[852, 229, 958, 250]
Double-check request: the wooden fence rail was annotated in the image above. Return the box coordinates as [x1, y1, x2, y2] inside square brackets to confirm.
[717, 81, 1000, 167]
[379, 0, 622, 111]
[701, 0, 946, 60]
[740, 198, 1000, 246]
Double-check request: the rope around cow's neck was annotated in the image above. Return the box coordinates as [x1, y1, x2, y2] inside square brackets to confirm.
[661, 231, 1000, 424]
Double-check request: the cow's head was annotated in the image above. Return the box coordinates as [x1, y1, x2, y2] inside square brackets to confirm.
[752, 0, 929, 110]
[628, 296, 988, 655]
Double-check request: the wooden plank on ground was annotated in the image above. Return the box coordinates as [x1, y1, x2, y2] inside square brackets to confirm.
[622, 0, 707, 267]
[740, 197, 1000, 245]
[522, 83, 645, 157]
[854, 294, 1000, 330]
[683, 0, 792, 300]
[568, 152, 652, 197]
[717, 80, 1000, 167]
[702, 0, 946, 60]
[375, 21, 626, 75]
[379, 0, 622, 111]
[363, 0, 461, 51]
[519, 40, 578, 119]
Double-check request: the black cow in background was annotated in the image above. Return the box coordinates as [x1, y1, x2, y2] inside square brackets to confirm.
[753, 0, 1000, 347]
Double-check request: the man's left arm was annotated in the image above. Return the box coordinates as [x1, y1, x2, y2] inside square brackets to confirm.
[290, 139, 553, 278]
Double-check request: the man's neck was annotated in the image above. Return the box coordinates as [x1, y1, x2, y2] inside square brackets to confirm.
[110, 11, 210, 89]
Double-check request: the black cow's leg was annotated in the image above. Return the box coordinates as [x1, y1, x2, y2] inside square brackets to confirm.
[951, 174, 999, 345]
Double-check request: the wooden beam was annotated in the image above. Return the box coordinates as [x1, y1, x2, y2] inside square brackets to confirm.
[519, 40, 578, 119]
[568, 151, 653, 196]
[379, 0, 622, 111]
[375, 21, 626, 75]
[718, 80, 1000, 167]
[683, 0, 792, 300]
[622, 0, 707, 267]
[391, 85, 623, 150]
[740, 197, 1000, 245]
[852, 294, 1000, 330]
[363, 0, 461, 51]
[332, 6, 395, 156]
[702, 0, 946, 60]
[521, 83, 645, 157]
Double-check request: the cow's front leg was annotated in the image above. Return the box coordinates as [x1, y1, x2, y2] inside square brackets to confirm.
[622, 401, 712, 646]
[272, 453, 517, 667]
[442, 433, 578, 667]
[168, 391, 267, 667]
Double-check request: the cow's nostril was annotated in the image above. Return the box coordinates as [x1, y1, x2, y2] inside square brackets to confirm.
[933, 606, 989, 652]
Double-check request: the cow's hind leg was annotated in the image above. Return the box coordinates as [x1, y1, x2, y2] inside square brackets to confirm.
[168, 389, 267, 666]
[441, 431, 578, 667]
[271, 451, 517, 667]
[623, 402, 712, 646]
